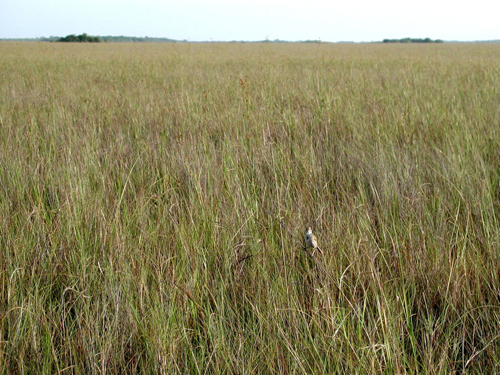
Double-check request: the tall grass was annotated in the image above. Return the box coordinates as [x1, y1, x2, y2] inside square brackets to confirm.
[1, 41, 500, 373]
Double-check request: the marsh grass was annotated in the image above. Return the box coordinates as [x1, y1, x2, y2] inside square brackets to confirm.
[1, 42, 500, 373]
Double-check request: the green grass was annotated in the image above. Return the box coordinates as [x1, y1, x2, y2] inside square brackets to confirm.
[1, 41, 500, 374]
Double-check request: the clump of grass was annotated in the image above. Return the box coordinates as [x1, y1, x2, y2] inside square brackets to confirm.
[1, 41, 500, 373]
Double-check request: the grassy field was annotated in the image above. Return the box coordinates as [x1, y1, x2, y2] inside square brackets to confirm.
[1, 41, 500, 374]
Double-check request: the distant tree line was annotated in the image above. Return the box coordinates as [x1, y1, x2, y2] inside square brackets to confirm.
[55, 35, 178, 43]
[258, 39, 322, 43]
[99, 36, 178, 42]
[383, 37, 443, 43]
[57, 33, 102, 43]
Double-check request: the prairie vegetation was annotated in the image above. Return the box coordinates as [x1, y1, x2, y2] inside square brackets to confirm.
[1, 42, 500, 373]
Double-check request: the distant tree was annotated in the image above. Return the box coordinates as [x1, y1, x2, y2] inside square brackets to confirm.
[382, 37, 443, 44]
[57, 33, 102, 43]
[58, 34, 77, 42]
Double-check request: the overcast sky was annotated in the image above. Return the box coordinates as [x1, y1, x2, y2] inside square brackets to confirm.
[1, 0, 499, 42]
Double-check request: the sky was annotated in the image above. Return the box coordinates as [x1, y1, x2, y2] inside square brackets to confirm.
[1, 0, 499, 42]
